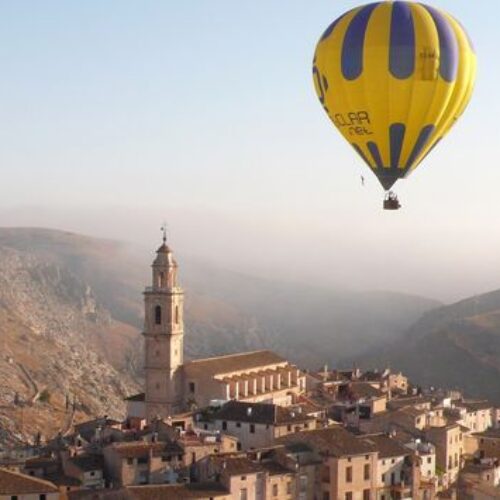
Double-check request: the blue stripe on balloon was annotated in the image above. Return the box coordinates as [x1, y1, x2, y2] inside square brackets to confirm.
[389, 123, 406, 167]
[421, 4, 459, 82]
[341, 3, 381, 80]
[405, 125, 435, 168]
[367, 141, 384, 168]
[389, 2, 415, 79]
[352, 144, 371, 167]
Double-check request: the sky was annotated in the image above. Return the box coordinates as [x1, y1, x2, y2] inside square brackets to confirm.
[0, 0, 499, 302]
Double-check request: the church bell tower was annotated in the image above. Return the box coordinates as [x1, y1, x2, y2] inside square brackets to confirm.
[143, 230, 184, 420]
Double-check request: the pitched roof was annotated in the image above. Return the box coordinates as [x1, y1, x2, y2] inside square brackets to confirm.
[473, 428, 500, 439]
[184, 350, 288, 378]
[349, 382, 385, 399]
[213, 401, 313, 425]
[108, 441, 183, 459]
[68, 488, 131, 499]
[69, 454, 104, 472]
[362, 434, 412, 459]
[459, 400, 494, 412]
[0, 468, 59, 494]
[213, 456, 264, 475]
[278, 427, 377, 457]
[44, 472, 82, 487]
[128, 483, 228, 499]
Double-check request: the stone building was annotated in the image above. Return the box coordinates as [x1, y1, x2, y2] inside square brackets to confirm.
[200, 400, 317, 451]
[128, 237, 306, 422]
[0, 468, 59, 500]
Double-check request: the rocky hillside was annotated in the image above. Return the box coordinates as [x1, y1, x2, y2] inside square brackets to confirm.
[353, 290, 500, 403]
[0, 239, 140, 447]
[0, 227, 441, 445]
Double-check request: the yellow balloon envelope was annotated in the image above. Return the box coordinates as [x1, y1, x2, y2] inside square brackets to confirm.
[313, 1, 476, 191]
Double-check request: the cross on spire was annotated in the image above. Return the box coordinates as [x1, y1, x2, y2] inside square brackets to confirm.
[161, 222, 167, 244]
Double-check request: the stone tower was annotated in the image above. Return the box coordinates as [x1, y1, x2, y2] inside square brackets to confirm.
[143, 234, 184, 420]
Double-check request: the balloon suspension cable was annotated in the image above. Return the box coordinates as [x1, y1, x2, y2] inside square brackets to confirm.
[383, 191, 401, 211]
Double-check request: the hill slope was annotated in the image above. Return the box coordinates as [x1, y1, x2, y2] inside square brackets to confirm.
[0, 227, 440, 444]
[0, 228, 439, 368]
[354, 290, 500, 403]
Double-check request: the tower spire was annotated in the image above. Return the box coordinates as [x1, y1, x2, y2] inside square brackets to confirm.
[161, 222, 167, 245]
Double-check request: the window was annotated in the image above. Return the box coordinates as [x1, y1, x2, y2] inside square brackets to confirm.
[222, 421, 227, 430]
[240, 488, 247, 500]
[287, 481, 292, 494]
[175, 305, 179, 324]
[427, 457, 432, 464]
[364, 463, 370, 480]
[391, 458, 395, 464]
[189, 382, 195, 393]
[272, 484, 278, 496]
[363, 490, 371, 500]
[236, 422, 241, 428]
[40, 496, 46, 500]
[155, 305, 162, 325]
[304, 423, 309, 429]
[300, 474, 308, 492]
[11, 496, 19, 500]
[346, 466, 353, 483]
[241, 476, 246, 480]
[381, 474, 385, 483]
[250, 424, 255, 434]
[287, 425, 292, 431]
[90, 471, 95, 477]
[345, 493, 353, 500]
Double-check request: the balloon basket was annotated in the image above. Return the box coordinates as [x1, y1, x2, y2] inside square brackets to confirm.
[383, 192, 401, 210]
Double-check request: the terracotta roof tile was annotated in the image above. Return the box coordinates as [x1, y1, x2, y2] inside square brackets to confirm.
[213, 401, 313, 426]
[279, 427, 378, 457]
[128, 483, 228, 499]
[362, 434, 412, 459]
[184, 350, 287, 378]
[0, 468, 59, 495]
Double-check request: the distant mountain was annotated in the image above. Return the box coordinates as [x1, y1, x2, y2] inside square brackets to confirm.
[0, 227, 440, 444]
[353, 290, 500, 403]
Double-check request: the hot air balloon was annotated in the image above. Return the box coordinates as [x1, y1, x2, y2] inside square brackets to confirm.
[313, 1, 476, 209]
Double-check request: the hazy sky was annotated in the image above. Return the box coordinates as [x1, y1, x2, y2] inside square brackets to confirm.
[0, 1, 499, 302]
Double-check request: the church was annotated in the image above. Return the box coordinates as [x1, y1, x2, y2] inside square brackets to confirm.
[126, 236, 306, 422]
